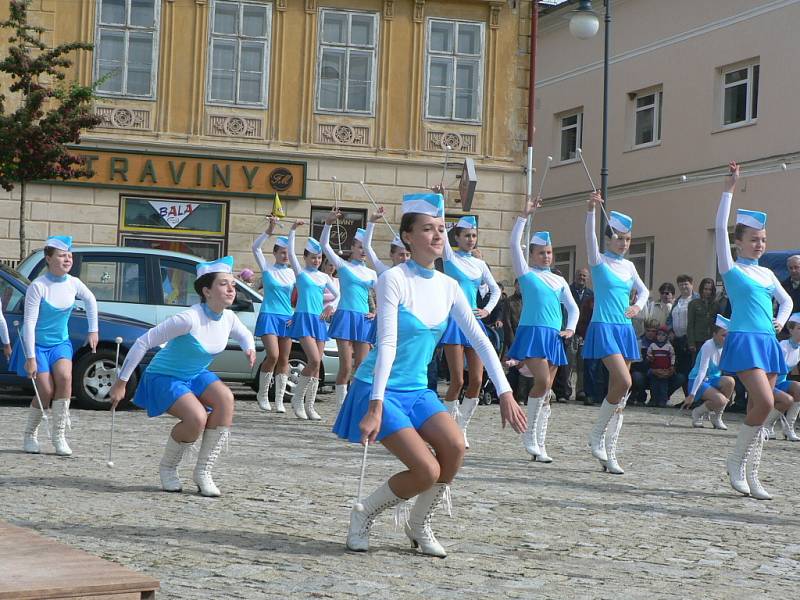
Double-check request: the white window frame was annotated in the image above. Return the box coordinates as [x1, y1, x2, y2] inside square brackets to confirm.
[424, 18, 485, 124]
[628, 237, 654, 290]
[553, 246, 576, 282]
[206, 0, 273, 108]
[315, 9, 379, 116]
[720, 61, 759, 128]
[93, 0, 161, 100]
[557, 110, 583, 164]
[631, 88, 662, 149]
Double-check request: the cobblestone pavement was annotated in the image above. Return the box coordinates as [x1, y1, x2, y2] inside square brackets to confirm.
[1, 387, 799, 599]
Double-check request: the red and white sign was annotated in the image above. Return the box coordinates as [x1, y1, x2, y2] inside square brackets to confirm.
[148, 200, 199, 228]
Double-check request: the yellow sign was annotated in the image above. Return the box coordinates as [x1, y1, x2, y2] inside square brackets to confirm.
[59, 147, 306, 199]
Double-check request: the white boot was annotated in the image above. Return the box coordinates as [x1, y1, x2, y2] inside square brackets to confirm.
[727, 424, 759, 496]
[51, 398, 72, 457]
[256, 371, 273, 411]
[764, 409, 783, 441]
[782, 403, 800, 441]
[603, 411, 625, 474]
[159, 435, 192, 492]
[443, 400, 460, 421]
[522, 394, 544, 457]
[274, 373, 288, 413]
[346, 481, 404, 552]
[588, 399, 616, 463]
[457, 396, 479, 449]
[745, 427, 772, 500]
[536, 403, 553, 463]
[710, 404, 728, 430]
[335, 384, 348, 408]
[691, 403, 710, 428]
[23, 407, 43, 454]
[404, 483, 450, 558]
[305, 377, 322, 421]
[193, 427, 229, 497]
[291, 374, 311, 419]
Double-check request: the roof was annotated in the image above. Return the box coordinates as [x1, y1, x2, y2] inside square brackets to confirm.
[539, 0, 577, 16]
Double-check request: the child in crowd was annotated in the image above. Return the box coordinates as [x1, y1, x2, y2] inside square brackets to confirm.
[647, 326, 676, 406]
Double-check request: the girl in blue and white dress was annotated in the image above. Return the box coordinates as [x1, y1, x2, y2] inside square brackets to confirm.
[363, 207, 411, 275]
[286, 221, 339, 421]
[508, 196, 579, 463]
[584, 193, 649, 475]
[682, 315, 735, 430]
[439, 210, 501, 448]
[252, 217, 296, 413]
[109, 257, 255, 497]
[10, 236, 98, 457]
[333, 192, 526, 557]
[321, 212, 377, 408]
[717, 162, 792, 500]
[763, 313, 800, 442]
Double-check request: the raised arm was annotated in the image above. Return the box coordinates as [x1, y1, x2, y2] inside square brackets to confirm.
[117, 312, 194, 381]
[364, 222, 390, 275]
[510, 217, 530, 278]
[287, 227, 303, 275]
[585, 195, 602, 267]
[320, 221, 346, 270]
[716, 162, 739, 275]
[74, 279, 98, 333]
[251, 232, 271, 272]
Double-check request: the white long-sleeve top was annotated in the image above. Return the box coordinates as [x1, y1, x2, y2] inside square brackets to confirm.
[320, 223, 376, 313]
[0, 299, 9, 345]
[363, 222, 391, 275]
[511, 216, 579, 332]
[287, 229, 339, 315]
[23, 273, 98, 358]
[688, 338, 723, 397]
[252, 231, 296, 316]
[442, 233, 501, 313]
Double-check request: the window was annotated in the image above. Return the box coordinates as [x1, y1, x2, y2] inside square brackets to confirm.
[208, 1, 272, 106]
[0, 278, 25, 315]
[77, 256, 147, 304]
[722, 62, 759, 126]
[425, 19, 484, 122]
[558, 111, 583, 162]
[94, 0, 160, 98]
[552, 247, 576, 282]
[628, 238, 654, 290]
[159, 259, 200, 306]
[316, 9, 379, 114]
[310, 206, 368, 259]
[633, 89, 662, 147]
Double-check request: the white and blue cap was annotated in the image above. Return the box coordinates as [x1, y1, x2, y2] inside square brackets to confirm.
[354, 228, 366, 244]
[305, 237, 322, 254]
[788, 312, 800, 325]
[274, 236, 289, 249]
[715, 315, 731, 330]
[45, 235, 73, 252]
[608, 211, 633, 234]
[390, 234, 405, 249]
[401, 193, 445, 217]
[196, 255, 234, 278]
[530, 231, 551, 246]
[456, 215, 478, 230]
[736, 209, 767, 230]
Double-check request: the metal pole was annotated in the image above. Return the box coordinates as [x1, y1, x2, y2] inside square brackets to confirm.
[526, 1, 539, 251]
[599, 0, 611, 252]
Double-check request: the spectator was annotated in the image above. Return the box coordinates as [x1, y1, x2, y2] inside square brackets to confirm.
[567, 267, 593, 403]
[647, 325, 686, 407]
[633, 282, 674, 335]
[687, 277, 720, 359]
[551, 268, 571, 402]
[668, 274, 698, 393]
[630, 319, 659, 405]
[504, 279, 523, 350]
[780, 255, 800, 337]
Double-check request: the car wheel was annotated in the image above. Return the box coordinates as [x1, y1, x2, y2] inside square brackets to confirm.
[72, 349, 136, 410]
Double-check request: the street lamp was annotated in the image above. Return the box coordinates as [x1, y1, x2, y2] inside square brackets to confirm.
[568, 1, 599, 39]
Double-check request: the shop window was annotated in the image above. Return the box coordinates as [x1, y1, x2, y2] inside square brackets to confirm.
[310, 206, 367, 259]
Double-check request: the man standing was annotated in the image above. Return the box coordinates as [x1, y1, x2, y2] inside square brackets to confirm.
[567, 268, 593, 402]
[782, 255, 800, 313]
[668, 275, 698, 394]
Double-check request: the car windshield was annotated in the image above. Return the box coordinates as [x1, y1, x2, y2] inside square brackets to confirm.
[0, 263, 30, 285]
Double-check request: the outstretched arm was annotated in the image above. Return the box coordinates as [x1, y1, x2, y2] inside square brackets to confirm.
[117, 312, 194, 381]
[320, 220, 346, 271]
[251, 232, 271, 272]
[585, 193, 603, 267]
[287, 226, 303, 275]
[716, 162, 739, 276]
[364, 222, 390, 275]
[510, 217, 530, 278]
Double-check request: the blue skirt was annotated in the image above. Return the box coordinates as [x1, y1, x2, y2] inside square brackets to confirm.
[720, 332, 786, 374]
[133, 369, 220, 417]
[583, 322, 640, 360]
[438, 315, 488, 348]
[287, 311, 329, 342]
[775, 380, 794, 394]
[255, 312, 291, 337]
[507, 325, 567, 365]
[9, 339, 73, 376]
[332, 378, 447, 443]
[328, 309, 375, 344]
[689, 376, 723, 406]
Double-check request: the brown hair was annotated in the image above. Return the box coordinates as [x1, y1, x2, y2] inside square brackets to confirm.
[44, 247, 58, 257]
[399, 213, 420, 252]
[193, 272, 218, 302]
[734, 223, 765, 240]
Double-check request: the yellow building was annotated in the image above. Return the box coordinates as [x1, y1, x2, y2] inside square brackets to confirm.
[0, 0, 544, 286]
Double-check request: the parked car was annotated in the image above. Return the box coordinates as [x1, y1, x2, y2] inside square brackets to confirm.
[18, 247, 339, 398]
[0, 264, 154, 410]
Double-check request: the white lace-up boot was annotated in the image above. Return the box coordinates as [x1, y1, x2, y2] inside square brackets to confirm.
[193, 427, 230, 497]
[256, 371, 273, 411]
[291, 374, 311, 419]
[727, 424, 759, 496]
[404, 483, 450, 558]
[443, 400, 460, 421]
[710, 404, 728, 430]
[588, 399, 616, 463]
[50, 398, 72, 456]
[691, 403, 710, 428]
[23, 407, 43, 454]
[305, 377, 322, 421]
[603, 411, 625, 474]
[522, 394, 545, 457]
[457, 396, 479, 449]
[335, 384, 348, 408]
[274, 373, 288, 413]
[346, 481, 404, 552]
[782, 403, 800, 441]
[536, 403, 553, 463]
[159, 435, 192, 492]
[764, 409, 783, 441]
[745, 427, 772, 500]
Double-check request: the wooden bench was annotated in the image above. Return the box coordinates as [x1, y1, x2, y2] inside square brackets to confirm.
[0, 521, 159, 599]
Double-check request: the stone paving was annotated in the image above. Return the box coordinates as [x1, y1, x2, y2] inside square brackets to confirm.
[1, 388, 799, 599]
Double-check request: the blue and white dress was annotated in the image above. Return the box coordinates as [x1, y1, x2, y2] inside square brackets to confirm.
[439, 237, 500, 348]
[775, 339, 800, 393]
[252, 232, 295, 338]
[117, 303, 255, 417]
[9, 273, 98, 375]
[506, 217, 579, 365]
[364, 222, 392, 276]
[333, 261, 512, 443]
[321, 223, 377, 343]
[287, 230, 338, 341]
[582, 210, 649, 360]
[715, 192, 791, 374]
[687, 338, 725, 405]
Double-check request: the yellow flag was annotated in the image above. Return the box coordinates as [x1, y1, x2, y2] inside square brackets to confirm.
[272, 193, 285, 218]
